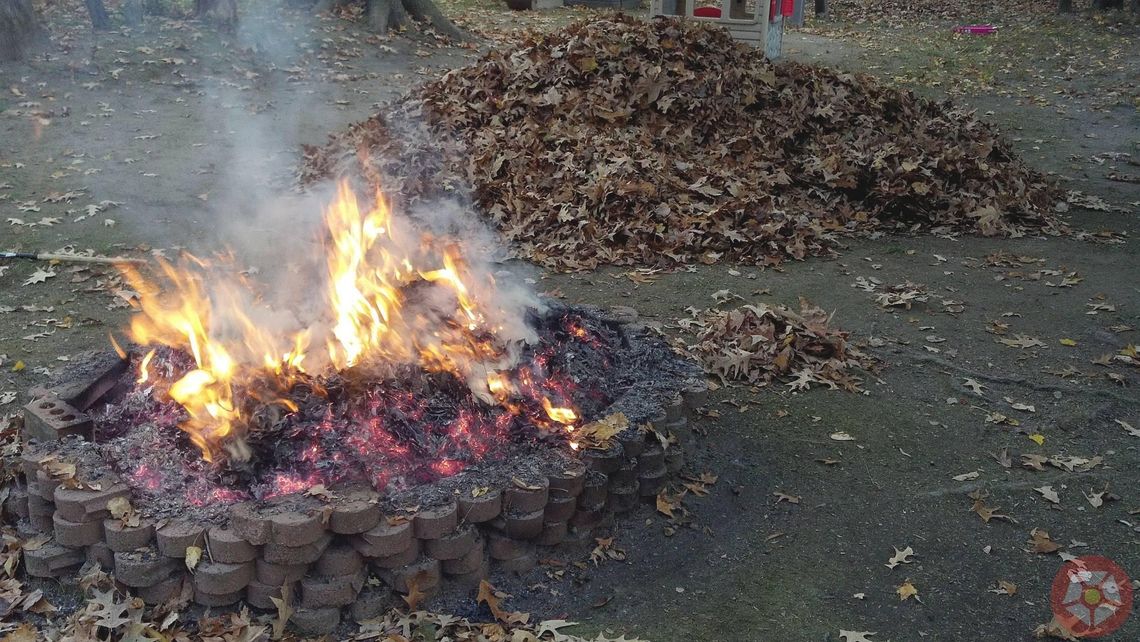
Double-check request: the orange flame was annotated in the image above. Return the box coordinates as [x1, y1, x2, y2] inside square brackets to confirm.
[117, 180, 574, 462]
[542, 397, 578, 425]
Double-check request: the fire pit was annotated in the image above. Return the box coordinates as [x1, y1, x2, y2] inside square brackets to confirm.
[4, 182, 705, 634]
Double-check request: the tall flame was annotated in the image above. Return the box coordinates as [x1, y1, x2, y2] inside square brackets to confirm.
[119, 180, 576, 461]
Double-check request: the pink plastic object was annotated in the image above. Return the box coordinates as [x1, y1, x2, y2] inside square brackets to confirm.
[953, 24, 997, 35]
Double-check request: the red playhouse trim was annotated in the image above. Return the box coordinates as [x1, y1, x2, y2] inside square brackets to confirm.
[693, 6, 721, 16]
[768, 0, 794, 19]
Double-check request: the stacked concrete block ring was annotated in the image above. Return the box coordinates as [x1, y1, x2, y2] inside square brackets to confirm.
[6, 326, 708, 635]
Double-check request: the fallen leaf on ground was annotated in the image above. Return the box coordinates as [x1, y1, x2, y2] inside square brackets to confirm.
[839, 632, 877, 642]
[1028, 529, 1062, 554]
[1035, 486, 1061, 504]
[886, 546, 915, 569]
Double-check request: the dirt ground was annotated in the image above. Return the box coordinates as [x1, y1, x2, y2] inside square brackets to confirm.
[2, 1, 1138, 641]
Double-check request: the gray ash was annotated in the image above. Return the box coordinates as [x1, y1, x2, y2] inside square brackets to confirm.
[82, 303, 697, 522]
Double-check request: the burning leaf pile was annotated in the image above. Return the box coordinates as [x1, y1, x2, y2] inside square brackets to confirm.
[302, 16, 1063, 271]
[682, 301, 873, 391]
[35, 180, 700, 518]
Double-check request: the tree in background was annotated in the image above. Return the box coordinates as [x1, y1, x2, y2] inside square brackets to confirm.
[1, 0, 40, 60]
[316, 0, 468, 41]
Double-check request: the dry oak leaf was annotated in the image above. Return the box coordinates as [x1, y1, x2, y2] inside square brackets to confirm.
[989, 580, 1018, 596]
[268, 583, 293, 640]
[773, 491, 801, 505]
[839, 632, 877, 642]
[477, 579, 512, 623]
[1116, 419, 1140, 438]
[1034, 486, 1061, 505]
[886, 546, 915, 569]
[896, 580, 919, 601]
[1032, 617, 1079, 640]
[22, 268, 56, 286]
[401, 572, 428, 611]
[184, 545, 202, 572]
[1028, 529, 1062, 554]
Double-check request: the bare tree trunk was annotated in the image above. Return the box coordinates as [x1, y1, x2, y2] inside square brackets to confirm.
[123, 0, 144, 25]
[315, 0, 351, 13]
[1, 0, 39, 61]
[400, 0, 468, 41]
[368, 0, 408, 32]
[85, 0, 111, 29]
[1058, 0, 1072, 11]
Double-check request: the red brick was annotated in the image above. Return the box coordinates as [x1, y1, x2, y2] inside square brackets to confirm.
[505, 509, 544, 540]
[55, 485, 132, 524]
[638, 465, 668, 497]
[547, 466, 586, 497]
[496, 552, 536, 574]
[26, 492, 53, 518]
[535, 520, 568, 546]
[568, 506, 605, 530]
[137, 574, 187, 606]
[24, 542, 84, 578]
[22, 397, 92, 442]
[262, 531, 331, 565]
[424, 525, 475, 561]
[104, 519, 154, 552]
[578, 474, 608, 510]
[192, 560, 254, 595]
[382, 556, 440, 592]
[664, 392, 686, 422]
[544, 490, 577, 522]
[351, 587, 393, 622]
[315, 541, 364, 576]
[606, 483, 638, 514]
[41, 351, 127, 411]
[636, 444, 665, 472]
[86, 541, 115, 569]
[330, 491, 381, 535]
[207, 527, 258, 563]
[255, 558, 308, 585]
[457, 489, 501, 524]
[504, 479, 549, 514]
[246, 579, 289, 611]
[290, 607, 340, 636]
[354, 519, 413, 557]
[413, 501, 457, 539]
[300, 571, 364, 608]
[369, 539, 421, 569]
[582, 444, 623, 474]
[53, 513, 102, 547]
[618, 430, 646, 459]
[608, 461, 637, 487]
[29, 512, 54, 534]
[229, 503, 272, 545]
[269, 510, 325, 547]
[34, 471, 61, 502]
[155, 521, 205, 558]
[682, 380, 708, 410]
[445, 556, 489, 588]
[440, 535, 484, 575]
[3, 486, 29, 520]
[487, 532, 533, 561]
[193, 587, 243, 607]
[114, 548, 180, 588]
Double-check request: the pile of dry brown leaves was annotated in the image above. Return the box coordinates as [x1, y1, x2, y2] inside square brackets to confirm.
[302, 16, 1063, 271]
[681, 300, 873, 391]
